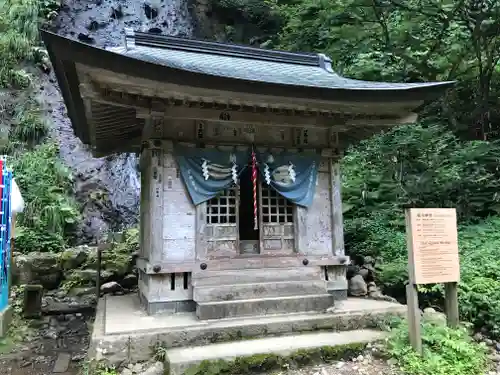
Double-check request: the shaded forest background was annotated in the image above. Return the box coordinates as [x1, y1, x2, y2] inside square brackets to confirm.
[208, 0, 500, 337]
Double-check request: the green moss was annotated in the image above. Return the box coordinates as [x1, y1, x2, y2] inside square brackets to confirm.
[181, 343, 367, 375]
[99, 227, 138, 276]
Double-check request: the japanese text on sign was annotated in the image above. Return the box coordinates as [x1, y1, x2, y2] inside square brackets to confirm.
[406, 208, 460, 284]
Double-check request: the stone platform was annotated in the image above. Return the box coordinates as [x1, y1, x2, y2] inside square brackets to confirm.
[167, 329, 387, 375]
[89, 294, 406, 366]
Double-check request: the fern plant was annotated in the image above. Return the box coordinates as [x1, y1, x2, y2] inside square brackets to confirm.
[386, 320, 488, 375]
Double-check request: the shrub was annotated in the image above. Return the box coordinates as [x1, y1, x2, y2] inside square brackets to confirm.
[358, 216, 500, 338]
[1, 0, 80, 253]
[0, 0, 59, 87]
[12, 142, 80, 253]
[386, 319, 488, 375]
[342, 124, 500, 337]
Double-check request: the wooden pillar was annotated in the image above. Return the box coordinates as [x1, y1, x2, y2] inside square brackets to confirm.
[327, 131, 344, 257]
[328, 160, 345, 256]
[138, 138, 166, 263]
[147, 139, 164, 263]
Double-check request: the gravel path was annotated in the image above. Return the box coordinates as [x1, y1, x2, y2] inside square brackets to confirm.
[274, 354, 400, 375]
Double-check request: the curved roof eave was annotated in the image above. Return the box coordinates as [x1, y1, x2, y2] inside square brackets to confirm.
[41, 30, 455, 105]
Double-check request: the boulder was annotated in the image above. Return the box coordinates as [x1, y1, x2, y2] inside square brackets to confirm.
[348, 274, 368, 297]
[67, 287, 96, 297]
[422, 307, 447, 326]
[367, 281, 397, 303]
[67, 269, 98, 284]
[100, 281, 122, 294]
[14, 252, 62, 289]
[140, 362, 164, 375]
[59, 245, 90, 270]
[121, 274, 138, 289]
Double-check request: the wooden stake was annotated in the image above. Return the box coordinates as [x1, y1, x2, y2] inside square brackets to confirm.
[406, 283, 422, 355]
[444, 282, 459, 328]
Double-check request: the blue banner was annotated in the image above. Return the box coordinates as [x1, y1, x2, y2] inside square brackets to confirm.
[257, 151, 320, 207]
[174, 145, 319, 207]
[174, 145, 250, 205]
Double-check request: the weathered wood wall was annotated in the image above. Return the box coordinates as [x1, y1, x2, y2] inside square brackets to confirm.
[296, 159, 334, 256]
[143, 141, 339, 262]
[137, 132, 347, 313]
[162, 142, 197, 263]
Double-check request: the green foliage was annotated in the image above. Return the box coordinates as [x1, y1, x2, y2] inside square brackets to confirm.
[0, 0, 80, 254]
[342, 124, 500, 336]
[270, 0, 500, 139]
[152, 342, 168, 362]
[209, 0, 283, 43]
[386, 319, 488, 375]
[455, 218, 500, 336]
[100, 227, 138, 275]
[12, 143, 80, 253]
[80, 360, 118, 375]
[348, 214, 500, 337]
[0, 0, 59, 87]
[342, 123, 500, 254]
[8, 99, 49, 147]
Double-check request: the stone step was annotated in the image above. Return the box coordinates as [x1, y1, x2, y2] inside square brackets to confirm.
[166, 329, 388, 375]
[196, 293, 334, 320]
[193, 280, 326, 303]
[191, 266, 323, 287]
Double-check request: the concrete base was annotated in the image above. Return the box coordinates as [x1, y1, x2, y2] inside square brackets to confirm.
[167, 329, 387, 375]
[89, 294, 406, 365]
[139, 292, 196, 315]
[0, 305, 12, 337]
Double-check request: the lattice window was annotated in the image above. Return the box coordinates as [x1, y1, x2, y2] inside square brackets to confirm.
[261, 184, 294, 224]
[206, 188, 237, 224]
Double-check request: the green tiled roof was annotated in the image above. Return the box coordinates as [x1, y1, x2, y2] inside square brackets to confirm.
[105, 29, 454, 92]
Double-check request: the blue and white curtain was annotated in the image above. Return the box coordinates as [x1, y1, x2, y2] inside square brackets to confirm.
[174, 144, 319, 207]
[257, 151, 319, 207]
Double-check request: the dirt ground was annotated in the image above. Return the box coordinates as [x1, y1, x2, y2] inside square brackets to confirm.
[275, 353, 400, 375]
[0, 313, 91, 375]
[0, 313, 399, 375]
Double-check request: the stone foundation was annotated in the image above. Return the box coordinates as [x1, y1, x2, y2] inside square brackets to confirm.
[89, 295, 406, 366]
[138, 264, 349, 319]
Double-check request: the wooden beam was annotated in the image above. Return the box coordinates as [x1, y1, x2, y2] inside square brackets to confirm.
[346, 112, 418, 126]
[78, 64, 425, 114]
[138, 107, 342, 129]
[84, 89, 417, 132]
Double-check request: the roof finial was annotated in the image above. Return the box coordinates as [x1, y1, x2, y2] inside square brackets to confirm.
[124, 28, 135, 50]
[318, 53, 334, 73]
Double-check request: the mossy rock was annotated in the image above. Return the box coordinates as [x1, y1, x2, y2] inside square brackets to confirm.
[59, 245, 91, 270]
[181, 343, 367, 375]
[100, 227, 139, 277]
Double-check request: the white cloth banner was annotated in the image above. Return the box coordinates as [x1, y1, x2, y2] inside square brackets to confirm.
[11, 178, 24, 214]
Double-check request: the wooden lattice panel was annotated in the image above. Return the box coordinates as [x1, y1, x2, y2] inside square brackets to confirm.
[206, 188, 237, 224]
[261, 185, 293, 224]
[201, 187, 239, 258]
[260, 184, 295, 254]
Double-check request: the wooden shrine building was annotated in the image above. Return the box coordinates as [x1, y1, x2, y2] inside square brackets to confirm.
[41, 29, 453, 320]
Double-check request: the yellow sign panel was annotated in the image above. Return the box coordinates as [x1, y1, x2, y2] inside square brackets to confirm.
[406, 208, 460, 285]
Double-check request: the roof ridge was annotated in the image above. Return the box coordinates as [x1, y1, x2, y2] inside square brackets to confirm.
[123, 28, 331, 69]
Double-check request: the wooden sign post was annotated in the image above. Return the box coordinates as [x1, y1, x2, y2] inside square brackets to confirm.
[405, 208, 460, 354]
